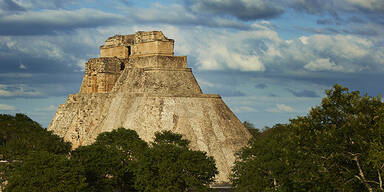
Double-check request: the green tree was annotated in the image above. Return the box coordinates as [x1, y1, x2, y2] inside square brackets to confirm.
[5, 151, 87, 192]
[0, 114, 72, 189]
[70, 144, 120, 192]
[243, 121, 261, 138]
[153, 130, 190, 147]
[135, 131, 218, 192]
[72, 128, 148, 192]
[0, 114, 71, 159]
[232, 85, 384, 191]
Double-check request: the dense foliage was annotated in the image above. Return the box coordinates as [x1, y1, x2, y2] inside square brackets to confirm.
[0, 116, 218, 192]
[70, 144, 120, 192]
[71, 128, 149, 192]
[232, 85, 384, 191]
[0, 114, 73, 190]
[135, 131, 218, 192]
[0, 114, 71, 159]
[5, 151, 87, 192]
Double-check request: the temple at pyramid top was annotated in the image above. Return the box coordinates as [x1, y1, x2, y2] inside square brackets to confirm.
[100, 31, 175, 59]
[80, 31, 186, 94]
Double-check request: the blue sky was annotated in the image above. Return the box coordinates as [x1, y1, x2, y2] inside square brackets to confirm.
[0, 0, 383, 128]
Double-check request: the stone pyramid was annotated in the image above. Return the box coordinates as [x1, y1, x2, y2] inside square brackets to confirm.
[48, 31, 251, 183]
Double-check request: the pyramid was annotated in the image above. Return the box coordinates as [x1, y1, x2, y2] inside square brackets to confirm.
[48, 31, 252, 183]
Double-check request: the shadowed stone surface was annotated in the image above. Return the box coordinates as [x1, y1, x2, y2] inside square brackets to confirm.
[48, 31, 251, 183]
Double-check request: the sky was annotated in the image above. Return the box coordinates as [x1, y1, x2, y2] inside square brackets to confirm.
[0, 0, 383, 129]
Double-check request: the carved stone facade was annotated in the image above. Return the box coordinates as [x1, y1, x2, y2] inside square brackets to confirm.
[48, 31, 251, 183]
[99, 31, 174, 59]
[79, 57, 123, 93]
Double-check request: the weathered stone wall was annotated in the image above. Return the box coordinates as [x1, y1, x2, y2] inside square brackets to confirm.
[49, 93, 112, 147]
[100, 46, 130, 58]
[100, 34, 135, 58]
[132, 40, 174, 57]
[134, 31, 170, 43]
[79, 57, 123, 93]
[128, 55, 186, 68]
[112, 67, 202, 95]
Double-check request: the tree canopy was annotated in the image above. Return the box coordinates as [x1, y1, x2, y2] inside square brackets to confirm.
[231, 84, 384, 191]
[70, 144, 120, 192]
[0, 114, 72, 190]
[1, 119, 218, 192]
[135, 130, 218, 192]
[0, 113, 71, 160]
[71, 128, 149, 192]
[72, 129, 218, 192]
[5, 151, 87, 192]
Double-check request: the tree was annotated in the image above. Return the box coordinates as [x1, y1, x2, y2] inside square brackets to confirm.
[0, 114, 71, 159]
[232, 85, 384, 191]
[243, 121, 261, 138]
[70, 144, 120, 192]
[232, 125, 279, 191]
[135, 131, 218, 192]
[0, 114, 72, 190]
[95, 128, 149, 192]
[5, 151, 87, 192]
[72, 128, 148, 192]
[153, 130, 190, 147]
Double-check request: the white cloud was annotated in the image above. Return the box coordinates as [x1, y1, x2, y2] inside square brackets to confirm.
[0, 104, 16, 111]
[304, 58, 343, 72]
[19, 63, 27, 69]
[0, 28, 105, 71]
[175, 27, 280, 71]
[1, 36, 67, 60]
[12, 0, 73, 9]
[196, 79, 215, 88]
[186, 0, 284, 20]
[0, 8, 126, 35]
[233, 106, 258, 113]
[299, 36, 309, 44]
[306, 35, 371, 58]
[196, 40, 265, 71]
[267, 34, 382, 73]
[266, 104, 295, 113]
[76, 59, 87, 71]
[35, 105, 57, 112]
[0, 84, 42, 97]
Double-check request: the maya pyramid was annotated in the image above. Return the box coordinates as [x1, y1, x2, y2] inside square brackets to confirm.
[48, 31, 252, 183]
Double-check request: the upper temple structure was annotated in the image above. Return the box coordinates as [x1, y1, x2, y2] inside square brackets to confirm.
[48, 31, 252, 184]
